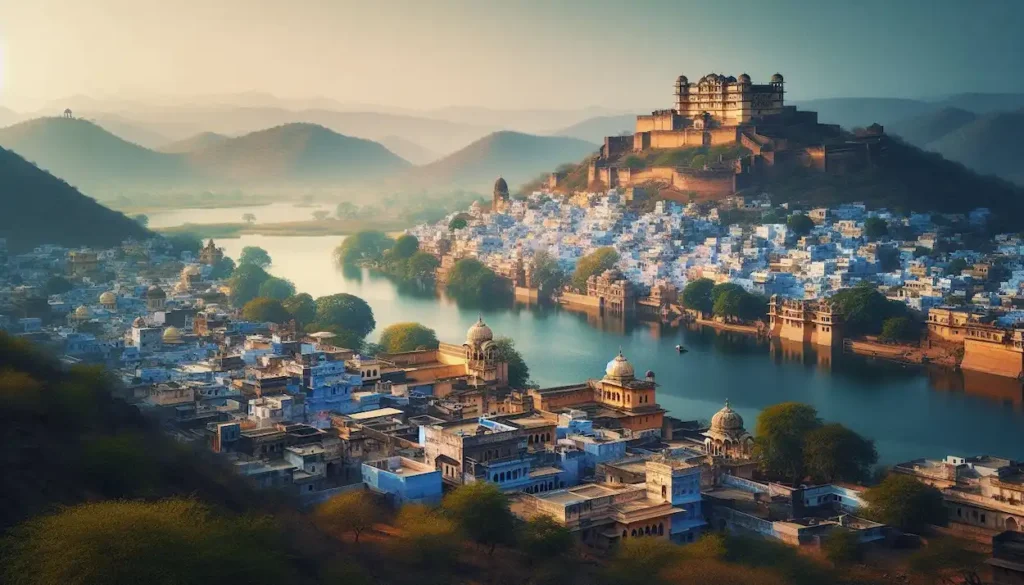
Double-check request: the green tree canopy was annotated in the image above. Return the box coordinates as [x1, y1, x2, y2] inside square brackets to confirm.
[446, 258, 506, 302]
[208, 256, 235, 280]
[281, 293, 316, 326]
[1, 499, 293, 585]
[863, 216, 888, 239]
[442, 482, 515, 554]
[391, 504, 460, 570]
[822, 529, 861, 566]
[314, 491, 381, 543]
[335, 231, 394, 265]
[863, 473, 947, 532]
[946, 257, 969, 276]
[448, 216, 468, 231]
[164, 233, 202, 258]
[530, 251, 567, 295]
[391, 235, 419, 260]
[879, 316, 919, 343]
[228, 263, 271, 307]
[405, 251, 440, 281]
[710, 283, 767, 322]
[132, 213, 149, 227]
[307, 294, 376, 349]
[682, 278, 715, 314]
[787, 213, 814, 236]
[494, 336, 530, 388]
[571, 247, 619, 292]
[518, 514, 574, 562]
[242, 297, 292, 324]
[239, 246, 272, 268]
[603, 538, 682, 585]
[753, 402, 822, 483]
[830, 283, 909, 337]
[378, 322, 439, 353]
[803, 423, 878, 484]
[257, 277, 296, 301]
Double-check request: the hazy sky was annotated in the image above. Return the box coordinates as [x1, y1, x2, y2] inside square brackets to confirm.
[2, 0, 1022, 112]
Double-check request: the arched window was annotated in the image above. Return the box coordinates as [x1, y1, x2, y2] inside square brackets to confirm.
[622, 529, 627, 538]
[631, 529, 637, 537]
[658, 523, 664, 536]
[644, 526, 651, 535]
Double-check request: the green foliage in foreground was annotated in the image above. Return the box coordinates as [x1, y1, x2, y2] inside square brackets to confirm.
[335, 230, 394, 265]
[446, 258, 508, 303]
[443, 482, 515, 554]
[571, 247, 619, 292]
[305, 293, 376, 349]
[863, 473, 947, 532]
[493, 336, 530, 388]
[378, 322, 439, 353]
[831, 283, 913, 337]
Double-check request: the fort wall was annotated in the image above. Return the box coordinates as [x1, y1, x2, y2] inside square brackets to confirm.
[962, 339, 1024, 379]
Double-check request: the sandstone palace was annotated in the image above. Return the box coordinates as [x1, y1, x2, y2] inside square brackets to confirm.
[554, 72, 886, 198]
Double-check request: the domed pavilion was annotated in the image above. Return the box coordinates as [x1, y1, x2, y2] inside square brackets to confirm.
[703, 400, 753, 458]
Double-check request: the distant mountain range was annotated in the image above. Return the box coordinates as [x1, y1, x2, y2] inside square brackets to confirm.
[377, 135, 438, 165]
[0, 118, 409, 192]
[158, 132, 230, 153]
[409, 131, 597, 191]
[0, 146, 150, 252]
[551, 114, 636, 144]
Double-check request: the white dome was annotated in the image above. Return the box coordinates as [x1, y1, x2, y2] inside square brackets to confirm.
[710, 400, 744, 433]
[466, 316, 493, 345]
[604, 351, 635, 380]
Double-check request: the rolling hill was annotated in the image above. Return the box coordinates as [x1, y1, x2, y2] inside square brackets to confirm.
[792, 97, 931, 130]
[0, 117, 187, 191]
[408, 131, 597, 191]
[925, 110, 1024, 184]
[886, 107, 978, 146]
[0, 146, 151, 252]
[158, 132, 230, 153]
[551, 114, 636, 143]
[183, 123, 410, 185]
[0, 107, 19, 128]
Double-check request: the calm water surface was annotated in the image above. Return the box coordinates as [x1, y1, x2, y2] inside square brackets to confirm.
[219, 235, 1024, 464]
[148, 203, 329, 228]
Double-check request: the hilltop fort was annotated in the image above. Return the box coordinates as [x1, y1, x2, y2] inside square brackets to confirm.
[551, 72, 886, 199]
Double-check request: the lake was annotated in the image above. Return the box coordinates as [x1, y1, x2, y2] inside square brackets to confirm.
[147, 202, 331, 228]
[218, 234, 1024, 464]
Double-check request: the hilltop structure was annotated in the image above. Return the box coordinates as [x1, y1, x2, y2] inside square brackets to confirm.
[556, 71, 887, 198]
[493, 176, 510, 213]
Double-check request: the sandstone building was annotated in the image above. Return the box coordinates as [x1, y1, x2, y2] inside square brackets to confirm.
[768, 295, 841, 348]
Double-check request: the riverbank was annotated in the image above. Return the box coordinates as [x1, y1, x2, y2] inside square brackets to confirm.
[844, 338, 960, 368]
[155, 217, 414, 239]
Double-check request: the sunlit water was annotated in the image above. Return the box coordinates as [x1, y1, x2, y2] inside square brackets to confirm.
[147, 203, 330, 228]
[218, 234, 1024, 464]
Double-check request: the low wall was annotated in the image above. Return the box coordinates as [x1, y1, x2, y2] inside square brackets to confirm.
[962, 339, 1024, 379]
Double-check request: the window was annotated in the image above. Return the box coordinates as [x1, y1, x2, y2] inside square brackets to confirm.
[662, 485, 667, 498]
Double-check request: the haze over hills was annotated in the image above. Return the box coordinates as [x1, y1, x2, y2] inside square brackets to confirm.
[183, 123, 410, 185]
[551, 114, 637, 144]
[0, 107, 20, 128]
[0, 146, 150, 252]
[924, 110, 1024, 185]
[793, 93, 1024, 131]
[409, 131, 597, 191]
[158, 132, 230, 154]
[378, 135, 438, 165]
[0, 117, 187, 191]
[886, 107, 978, 146]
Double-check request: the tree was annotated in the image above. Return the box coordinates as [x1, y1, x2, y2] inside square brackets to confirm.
[242, 213, 256, 224]
[831, 283, 908, 337]
[257, 277, 296, 301]
[446, 258, 506, 302]
[1, 499, 293, 585]
[336, 201, 357, 218]
[228, 264, 271, 307]
[863, 473, 947, 532]
[752, 402, 821, 483]
[879, 316, 919, 343]
[659, 558, 788, 585]
[312, 210, 330, 221]
[822, 529, 861, 566]
[448, 216, 468, 231]
[314, 491, 381, 543]
[209, 256, 235, 280]
[682, 278, 715, 315]
[391, 235, 419, 260]
[378, 322, 439, 353]
[908, 537, 985, 585]
[946, 257, 968, 276]
[493, 336, 529, 388]
[689, 153, 707, 169]
[282, 293, 316, 326]
[405, 252, 440, 281]
[239, 246, 272, 268]
[242, 298, 292, 324]
[307, 293, 376, 348]
[392, 504, 460, 569]
[786, 213, 814, 236]
[132, 213, 149, 227]
[571, 247, 619, 292]
[863, 216, 888, 239]
[603, 538, 682, 585]
[45, 276, 73, 295]
[530, 251, 566, 295]
[519, 514, 574, 563]
[335, 231, 393, 265]
[442, 482, 515, 554]
[803, 423, 878, 484]
[164, 233, 202, 257]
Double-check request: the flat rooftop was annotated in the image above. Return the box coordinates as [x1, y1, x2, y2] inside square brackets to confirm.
[349, 407, 403, 421]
